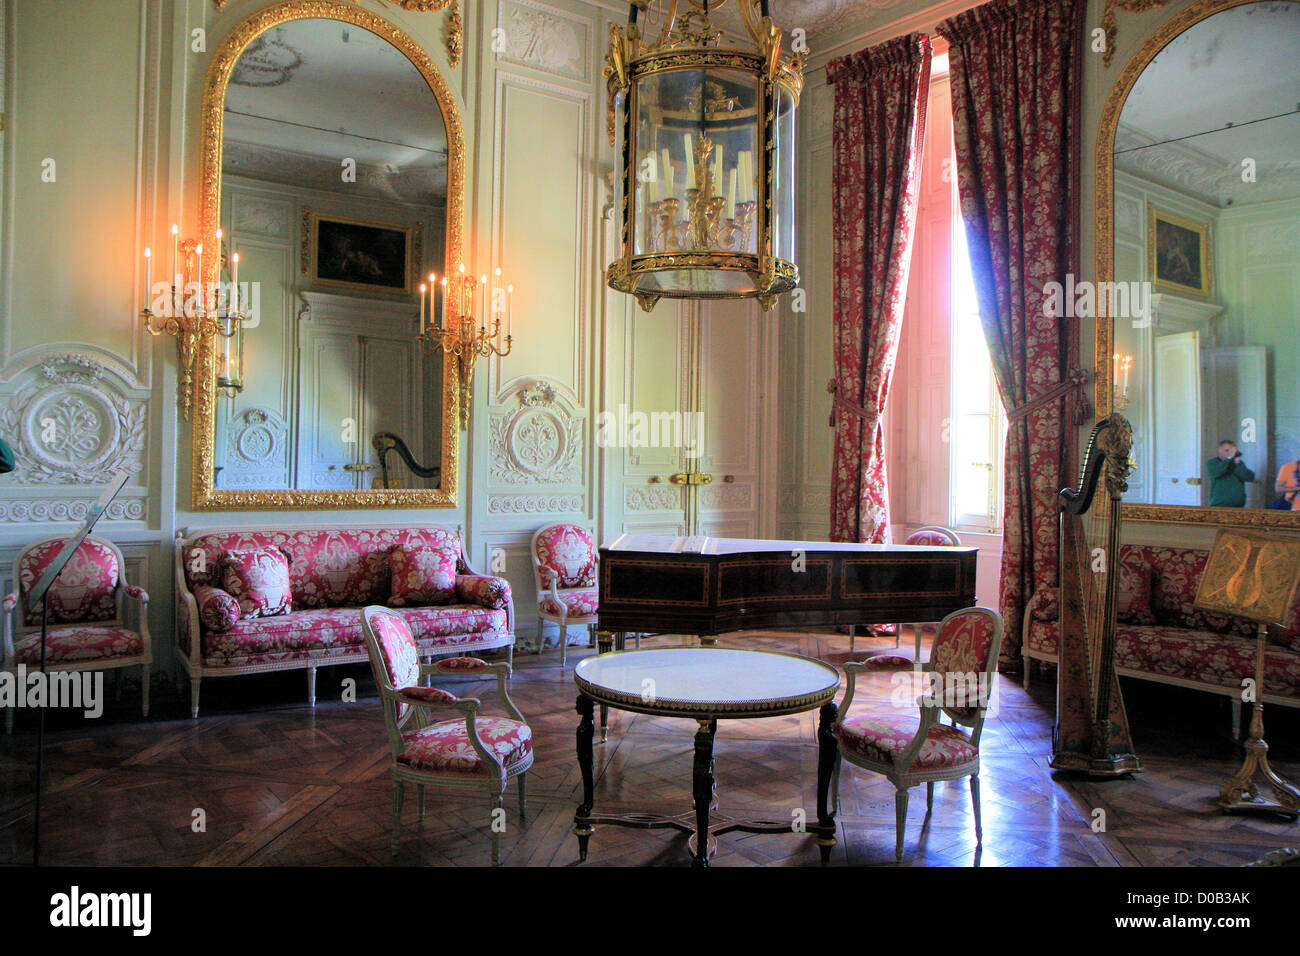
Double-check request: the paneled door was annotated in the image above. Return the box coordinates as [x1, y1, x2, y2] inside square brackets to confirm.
[1153, 330, 1202, 506]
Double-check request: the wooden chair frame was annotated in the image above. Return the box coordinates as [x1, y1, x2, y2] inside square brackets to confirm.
[833, 606, 1004, 863]
[361, 606, 531, 866]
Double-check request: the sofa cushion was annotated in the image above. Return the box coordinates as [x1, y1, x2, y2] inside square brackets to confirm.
[1025, 619, 1300, 701]
[398, 716, 532, 774]
[1116, 547, 1156, 625]
[182, 527, 465, 610]
[194, 585, 241, 632]
[221, 547, 292, 619]
[389, 544, 457, 607]
[201, 604, 509, 664]
[13, 626, 143, 665]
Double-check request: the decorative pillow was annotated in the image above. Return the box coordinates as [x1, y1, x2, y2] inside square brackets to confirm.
[220, 547, 293, 619]
[455, 574, 511, 610]
[1115, 548, 1156, 626]
[193, 585, 242, 632]
[389, 544, 458, 607]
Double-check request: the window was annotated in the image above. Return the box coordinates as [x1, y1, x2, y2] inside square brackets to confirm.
[948, 163, 1006, 533]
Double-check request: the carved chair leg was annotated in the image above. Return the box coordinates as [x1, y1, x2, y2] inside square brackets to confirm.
[849, 624, 856, 653]
[915, 625, 922, 660]
[561, 622, 569, 669]
[537, 617, 545, 655]
[970, 774, 983, 845]
[190, 677, 202, 719]
[391, 782, 405, 856]
[1231, 697, 1242, 740]
[490, 794, 504, 866]
[636, 633, 641, 649]
[895, 623, 901, 649]
[141, 664, 151, 718]
[894, 788, 909, 863]
[506, 643, 514, 672]
[1022, 656, 1032, 690]
[926, 781, 934, 812]
[417, 785, 426, 822]
[306, 666, 317, 708]
[517, 773, 527, 819]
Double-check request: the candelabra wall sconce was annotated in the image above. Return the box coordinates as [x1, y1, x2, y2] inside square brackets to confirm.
[140, 225, 249, 421]
[415, 265, 514, 430]
[1113, 352, 1133, 413]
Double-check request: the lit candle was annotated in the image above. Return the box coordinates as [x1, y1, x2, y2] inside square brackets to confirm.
[419, 282, 427, 331]
[647, 159, 659, 204]
[683, 133, 696, 189]
[661, 147, 674, 197]
[727, 170, 737, 220]
[439, 276, 448, 329]
[712, 149, 722, 193]
[494, 268, 503, 327]
[506, 284, 513, 339]
[143, 248, 152, 310]
[171, 224, 180, 314]
[480, 275, 488, 332]
[459, 264, 467, 322]
[195, 243, 203, 311]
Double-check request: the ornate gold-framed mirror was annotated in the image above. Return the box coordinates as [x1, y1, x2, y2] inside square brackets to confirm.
[1096, 0, 1300, 528]
[192, 0, 463, 509]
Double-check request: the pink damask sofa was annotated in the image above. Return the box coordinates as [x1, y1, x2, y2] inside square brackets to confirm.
[175, 524, 514, 718]
[1023, 544, 1300, 733]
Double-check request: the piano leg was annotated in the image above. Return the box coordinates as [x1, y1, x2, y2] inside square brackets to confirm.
[614, 631, 627, 651]
[815, 701, 839, 864]
[573, 693, 595, 861]
[692, 718, 717, 868]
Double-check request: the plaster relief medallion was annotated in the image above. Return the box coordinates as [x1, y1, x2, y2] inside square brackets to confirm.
[490, 380, 583, 485]
[0, 356, 146, 485]
[233, 410, 281, 464]
[498, 0, 587, 81]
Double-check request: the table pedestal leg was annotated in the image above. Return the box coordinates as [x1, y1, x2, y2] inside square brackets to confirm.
[816, 701, 839, 864]
[692, 718, 717, 868]
[573, 693, 595, 860]
[595, 630, 614, 742]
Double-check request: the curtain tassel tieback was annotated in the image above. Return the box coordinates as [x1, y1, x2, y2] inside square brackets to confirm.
[826, 380, 877, 428]
[1005, 368, 1091, 425]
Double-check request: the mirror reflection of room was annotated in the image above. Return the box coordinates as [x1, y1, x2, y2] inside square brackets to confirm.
[1112, 1, 1300, 510]
[215, 18, 446, 492]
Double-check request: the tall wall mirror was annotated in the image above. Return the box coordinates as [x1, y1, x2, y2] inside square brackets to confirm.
[1098, 0, 1300, 526]
[192, 2, 462, 509]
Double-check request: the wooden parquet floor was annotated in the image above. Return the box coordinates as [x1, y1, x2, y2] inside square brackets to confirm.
[3, 628, 1298, 867]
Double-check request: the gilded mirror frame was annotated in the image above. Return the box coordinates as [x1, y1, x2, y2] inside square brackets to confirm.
[1095, 0, 1300, 528]
[192, 0, 463, 509]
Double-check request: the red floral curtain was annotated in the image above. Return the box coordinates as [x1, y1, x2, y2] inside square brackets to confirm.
[827, 34, 932, 544]
[938, 0, 1088, 666]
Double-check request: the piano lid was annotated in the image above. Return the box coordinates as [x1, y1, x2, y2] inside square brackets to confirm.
[600, 533, 976, 555]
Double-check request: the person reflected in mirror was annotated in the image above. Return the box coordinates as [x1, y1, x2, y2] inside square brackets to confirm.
[1275, 457, 1300, 511]
[1206, 440, 1254, 507]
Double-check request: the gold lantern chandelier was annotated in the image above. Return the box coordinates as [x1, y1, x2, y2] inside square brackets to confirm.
[604, 0, 803, 312]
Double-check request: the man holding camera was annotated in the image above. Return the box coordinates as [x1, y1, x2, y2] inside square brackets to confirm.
[1206, 440, 1255, 507]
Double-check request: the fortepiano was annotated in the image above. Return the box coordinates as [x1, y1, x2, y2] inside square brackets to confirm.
[597, 534, 978, 641]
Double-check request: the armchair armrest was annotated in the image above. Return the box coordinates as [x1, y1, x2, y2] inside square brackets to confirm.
[424, 656, 524, 724]
[3, 592, 17, 614]
[123, 584, 149, 603]
[1, 591, 15, 662]
[395, 685, 460, 707]
[1026, 586, 1059, 623]
[891, 704, 942, 776]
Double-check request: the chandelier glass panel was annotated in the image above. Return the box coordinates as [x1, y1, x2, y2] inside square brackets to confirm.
[605, 0, 802, 312]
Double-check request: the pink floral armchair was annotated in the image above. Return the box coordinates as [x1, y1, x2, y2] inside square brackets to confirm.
[831, 606, 1003, 863]
[361, 606, 532, 866]
[3, 534, 152, 732]
[531, 522, 602, 668]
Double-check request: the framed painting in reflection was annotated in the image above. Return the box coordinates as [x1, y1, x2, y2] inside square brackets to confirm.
[1149, 206, 1211, 299]
[307, 210, 413, 294]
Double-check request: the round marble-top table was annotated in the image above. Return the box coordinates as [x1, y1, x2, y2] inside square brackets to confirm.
[572, 647, 842, 867]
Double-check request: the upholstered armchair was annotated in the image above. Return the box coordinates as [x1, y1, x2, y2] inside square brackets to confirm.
[3, 534, 152, 732]
[531, 522, 600, 667]
[831, 606, 1003, 863]
[361, 606, 532, 866]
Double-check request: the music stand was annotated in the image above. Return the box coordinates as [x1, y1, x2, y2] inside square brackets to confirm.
[26, 469, 131, 865]
[1194, 528, 1300, 820]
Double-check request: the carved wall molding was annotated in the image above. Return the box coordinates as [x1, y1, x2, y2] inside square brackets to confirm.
[218, 407, 291, 490]
[1102, 0, 1176, 67]
[0, 353, 147, 487]
[625, 484, 683, 512]
[497, 0, 589, 82]
[487, 493, 585, 514]
[489, 379, 584, 486]
[0, 496, 144, 524]
[699, 481, 753, 512]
